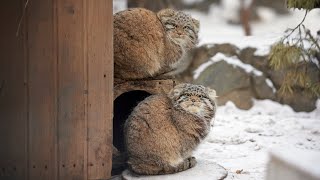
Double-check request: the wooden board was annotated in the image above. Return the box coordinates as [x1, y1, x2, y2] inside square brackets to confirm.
[27, 0, 58, 179]
[56, 0, 87, 179]
[114, 79, 177, 100]
[87, 0, 113, 179]
[0, 0, 113, 179]
[0, 1, 27, 179]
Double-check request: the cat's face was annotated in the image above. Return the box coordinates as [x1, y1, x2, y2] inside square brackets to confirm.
[169, 83, 216, 119]
[157, 9, 199, 50]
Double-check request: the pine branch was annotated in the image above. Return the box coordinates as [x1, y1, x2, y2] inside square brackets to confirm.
[305, 28, 320, 52]
[282, 10, 308, 42]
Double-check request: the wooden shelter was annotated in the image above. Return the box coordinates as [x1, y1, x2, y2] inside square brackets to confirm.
[0, 0, 113, 179]
[113, 79, 176, 153]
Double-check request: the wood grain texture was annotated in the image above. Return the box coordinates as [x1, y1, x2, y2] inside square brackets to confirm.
[56, 0, 113, 179]
[87, 0, 113, 179]
[27, 0, 58, 179]
[57, 0, 87, 179]
[0, 0, 27, 179]
[0, 0, 113, 179]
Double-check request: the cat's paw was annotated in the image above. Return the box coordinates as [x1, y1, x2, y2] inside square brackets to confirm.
[188, 156, 197, 168]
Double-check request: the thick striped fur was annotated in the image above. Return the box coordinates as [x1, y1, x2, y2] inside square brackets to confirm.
[114, 8, 199, 80]
[124, 83, 217, 175]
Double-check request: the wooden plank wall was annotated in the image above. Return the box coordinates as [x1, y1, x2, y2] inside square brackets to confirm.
[0, 0, 113, 179]
[0, 0, 27, 179]
[27, 0, 58, 179]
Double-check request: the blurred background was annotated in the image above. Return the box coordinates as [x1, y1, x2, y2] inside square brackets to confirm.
[113, 0, 320, 112]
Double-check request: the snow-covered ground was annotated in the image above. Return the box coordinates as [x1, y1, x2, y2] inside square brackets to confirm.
[187, 7, 320, 179]
[195, 99, 320, 180]
[113, 1, 320, 179]
[188, 3, 320, 56]
[183, 7, 320, 179]
[123, 100, 320, 180]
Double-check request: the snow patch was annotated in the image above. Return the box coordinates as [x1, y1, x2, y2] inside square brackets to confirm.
[256, 7, 277, 22]
[265, 78, 277, 93]
[193, 58, 215, 79]
[193, 53, 263, 79]
[113, 0, 127, 13]
[182, 0, 205, 5]
[195, 99, 320, 180]
[311, 56, 320, 69]
[186, 5, 320, 56]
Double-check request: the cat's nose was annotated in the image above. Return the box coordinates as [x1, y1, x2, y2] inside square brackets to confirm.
[191, 99, 195, 102]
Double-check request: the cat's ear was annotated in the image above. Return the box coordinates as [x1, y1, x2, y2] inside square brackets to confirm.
[168, 83, 186, 99]
[157, 9, 175, 22]
[192, 18, 200, 33]
[206, 87, 217, 101]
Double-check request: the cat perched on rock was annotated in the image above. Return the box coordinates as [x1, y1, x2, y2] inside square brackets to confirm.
[124, 83, 217, 175]
[114, 8, 199, 80]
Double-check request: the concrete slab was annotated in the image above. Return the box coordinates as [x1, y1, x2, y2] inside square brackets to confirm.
[266, 148, 320, 180]
[122, 160, 228, 180]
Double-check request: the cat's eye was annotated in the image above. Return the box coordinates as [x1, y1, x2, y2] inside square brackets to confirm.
[184, 26, 195, 34]
[165, 23, 176, 30]
[199, 94, 209, 99]
[184, 26, 192, 30]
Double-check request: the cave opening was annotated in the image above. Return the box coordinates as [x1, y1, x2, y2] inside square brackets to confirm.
[113, 90, 152, 152]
